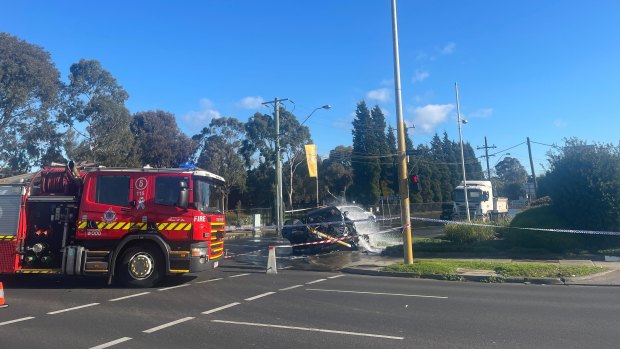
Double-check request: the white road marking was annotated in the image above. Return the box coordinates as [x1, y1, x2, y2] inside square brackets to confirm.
[211, 320, 404, 340]
[328, 275, 345, 279]
[196, 277, 223, 284]
[281, 266, 293, 269]
[89, 337, 132, 349]
[202, 302, 241, 314]
[244, 291, 276, 301]
[47, 303, 100, 315]
[158, 284, 190, 291]
[0, 316, 35, 326]
[229, 273, 250, 278]
[306, 288, 448, 299]
[306, 279, 327, 285]
[279, 284, 303, 291]
[143, 317, 195, 333]
[109, 292, 150, 302]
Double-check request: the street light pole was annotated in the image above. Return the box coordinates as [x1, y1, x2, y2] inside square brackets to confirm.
[391, 0, 413, 264]
[455, 82, 471, 222]
[300, 105, 331, 208]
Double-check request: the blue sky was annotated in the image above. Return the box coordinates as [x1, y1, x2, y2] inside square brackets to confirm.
[2, 0, 619, 175]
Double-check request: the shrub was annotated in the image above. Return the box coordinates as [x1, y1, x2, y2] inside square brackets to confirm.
[505, 205, 620, 253]
[444, 223, 497, 244]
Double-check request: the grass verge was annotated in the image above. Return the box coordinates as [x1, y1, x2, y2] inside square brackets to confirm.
[382, 260, 606, 278]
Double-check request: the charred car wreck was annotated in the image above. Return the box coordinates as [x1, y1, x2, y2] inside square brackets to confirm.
[282, 205, 374, 255]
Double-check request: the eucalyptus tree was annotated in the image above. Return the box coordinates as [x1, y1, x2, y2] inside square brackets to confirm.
[0, 33, 62, 172]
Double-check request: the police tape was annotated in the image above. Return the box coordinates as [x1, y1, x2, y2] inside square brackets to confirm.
[225, 216, 397, 233]
[222, 235, 357, 260]
[410, 217, 620, 236]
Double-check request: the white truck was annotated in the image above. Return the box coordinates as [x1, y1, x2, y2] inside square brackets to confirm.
[452, 180, 508, 221]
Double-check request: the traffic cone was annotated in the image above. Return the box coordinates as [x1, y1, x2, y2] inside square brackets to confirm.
[0, 282, 7, 308]
[266, 246, 277, 274]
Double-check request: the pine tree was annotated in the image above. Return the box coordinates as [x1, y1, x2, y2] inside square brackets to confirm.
[350, 101, 381, 205]
[371, 105, 394, 197]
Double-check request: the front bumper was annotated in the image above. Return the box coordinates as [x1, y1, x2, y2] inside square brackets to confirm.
[189, 241, 219, 272]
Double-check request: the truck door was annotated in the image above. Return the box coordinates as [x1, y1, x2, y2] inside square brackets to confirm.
[78, 174, 135, 240]
[152, 175, 192, 242]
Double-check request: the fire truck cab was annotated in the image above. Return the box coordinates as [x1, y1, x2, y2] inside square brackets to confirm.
[0, 164, 226, 287]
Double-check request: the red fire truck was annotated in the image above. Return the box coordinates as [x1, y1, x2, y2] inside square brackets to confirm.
[0, 163, 226, 287]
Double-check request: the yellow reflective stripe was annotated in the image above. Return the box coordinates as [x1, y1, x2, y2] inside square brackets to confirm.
[174, 223, 186, 231]
[78, 221, 87, 229]
[114, 222, 126, 229]
[97, 222, 105, 229]
[158, 223, 168, 230]
[123, 222, 133, 229]
[167, 223, 178, 230]
[211, 222, 225, 226]
[140, 223, 147, 231]
[105, 222, 116, 229]
[184, 224, 192, 231]
[211, 241, 223, 246]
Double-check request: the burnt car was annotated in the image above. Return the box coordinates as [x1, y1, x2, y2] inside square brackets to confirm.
[282, 205, 374, 255]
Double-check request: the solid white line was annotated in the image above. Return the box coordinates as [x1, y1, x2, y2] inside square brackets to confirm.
[196, 277, 223, 284]
[47, 303, 100, 315]
[306, 279, 327, 285]
[89, 337, 132, 349]
[211, 320, 404, 340]
[109, 292, 150, 302]
[0, 316, 35, 326]
[143, 317, 195, 333]
[158, 284, 190, 291]
[328, 275, 345, 279]
[306, 288, 448, 299]
[279, 284, 303, 291]
[229, 273, 250, 278]
[202, 302, 241, 314]
[244, 291, 276, 301]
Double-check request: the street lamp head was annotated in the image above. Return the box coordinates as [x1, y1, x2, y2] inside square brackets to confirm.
[322, 105, 331, 110]
[461, 119, 468, 124]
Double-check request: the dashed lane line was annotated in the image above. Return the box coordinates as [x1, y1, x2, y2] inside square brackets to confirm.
[202, 302, 241, 315]
[244, 292, 276, 301]
[109, 292, 151, 302]
[327, 275, 345, 279]
[47, 303, 100, 315]
[143, 317, 195, 334]
[306, 279, 327, 285]
[195, 277, 223, 284]
[158, 284, 191, 291]
[306, 288, 448, 299]
[228, 273, 250, 278]
[279, 284, 303, 291]
[211, 320, 404, 340]
[0, 316, 35, 327]
[89, 337, 133, 349]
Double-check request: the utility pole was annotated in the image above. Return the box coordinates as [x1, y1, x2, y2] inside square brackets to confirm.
[262, 97, 288, 235]
[391, 0, 413, 264]
[477, 137, 496, 180]
[455, 82, 470, 222]
[526, 137, 538, 195]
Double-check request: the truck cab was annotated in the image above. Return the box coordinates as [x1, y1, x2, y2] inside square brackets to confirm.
[452, 180, 508, 221]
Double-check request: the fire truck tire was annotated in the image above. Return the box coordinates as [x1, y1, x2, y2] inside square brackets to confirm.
[117, 244, 164, 288]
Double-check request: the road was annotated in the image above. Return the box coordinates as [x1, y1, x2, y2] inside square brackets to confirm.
[1, 240, 619, 348]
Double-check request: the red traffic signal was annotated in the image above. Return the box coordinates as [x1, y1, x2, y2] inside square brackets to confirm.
[411, 174, 421, 191]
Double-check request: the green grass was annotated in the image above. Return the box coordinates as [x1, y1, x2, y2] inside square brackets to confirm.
[382, 260, 606, 278]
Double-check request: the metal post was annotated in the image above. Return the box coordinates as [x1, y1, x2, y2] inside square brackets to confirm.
[455, 82, 471, 222]
[391, 0, 413, 264]
[316, 177, 319, 207]
[527, 137, 538, 195]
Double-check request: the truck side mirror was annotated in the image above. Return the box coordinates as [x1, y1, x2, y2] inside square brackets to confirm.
[177, 181, 189, 209]
[483, 192, 489, 201]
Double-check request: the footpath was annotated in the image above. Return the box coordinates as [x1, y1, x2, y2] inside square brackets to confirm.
[341, 255, 620, 286]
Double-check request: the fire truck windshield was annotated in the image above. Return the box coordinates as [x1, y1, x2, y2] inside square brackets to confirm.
[193, 177, 222, 213]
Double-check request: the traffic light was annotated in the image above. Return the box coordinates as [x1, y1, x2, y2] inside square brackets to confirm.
[411, 174, 421, 192]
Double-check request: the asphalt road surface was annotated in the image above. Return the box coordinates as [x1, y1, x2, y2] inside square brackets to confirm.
[1, 243, 619, 348]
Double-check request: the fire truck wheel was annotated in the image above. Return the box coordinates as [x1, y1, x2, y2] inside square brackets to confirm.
[118, 244, 164, 288]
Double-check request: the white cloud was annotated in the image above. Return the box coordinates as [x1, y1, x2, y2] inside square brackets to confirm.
[470, 108, 494, 118]
[553, 119, 568, 128]
[380, 78, 393, 86]
[366, 88, 391, 102]
[410, 104, 454, 133]
[237, 96, 265, 109]
[183, 98, 221, 127]
[412, 69, 430, 83]
[441, 42, 456, 55]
